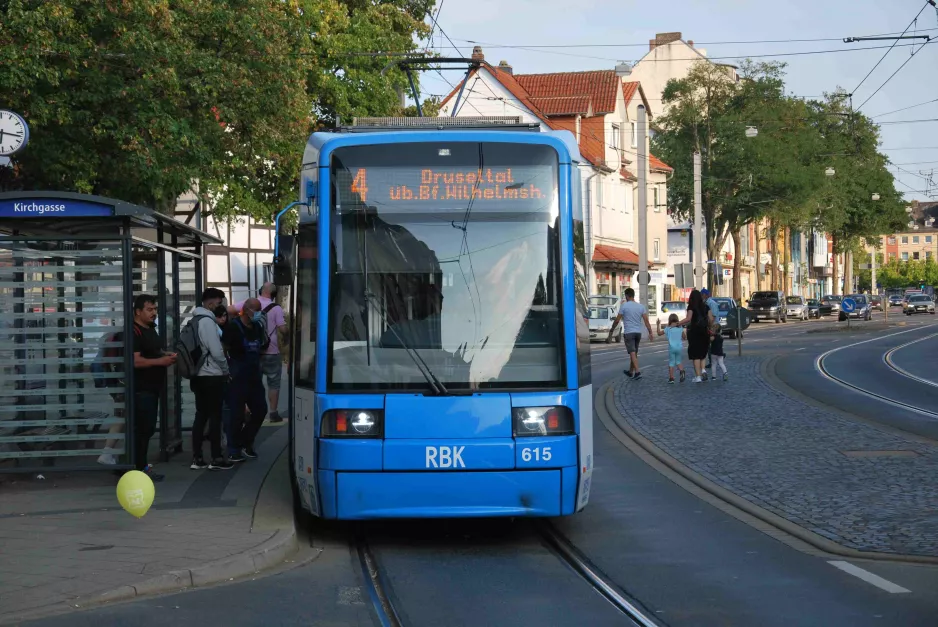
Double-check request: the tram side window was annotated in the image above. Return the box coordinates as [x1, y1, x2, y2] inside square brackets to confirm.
[295, 225, 317, 386]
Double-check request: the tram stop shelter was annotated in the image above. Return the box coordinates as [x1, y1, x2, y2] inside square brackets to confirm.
[0, 192, 222, 473]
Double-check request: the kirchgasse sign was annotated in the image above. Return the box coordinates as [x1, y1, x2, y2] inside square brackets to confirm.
[0, 110, 30, 157]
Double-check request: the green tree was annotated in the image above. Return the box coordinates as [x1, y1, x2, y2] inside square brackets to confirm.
[0, 0, 433, 222]
[652, 60, 820, 300]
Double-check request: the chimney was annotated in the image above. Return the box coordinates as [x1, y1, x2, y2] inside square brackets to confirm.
[498, 60, 513, 75]
[648, 39, 657, 51]
[471, 46, 484, 62]
[615, 62, 631, 78]
[654, 32, 683, 46]
[687, 40, 694, 47]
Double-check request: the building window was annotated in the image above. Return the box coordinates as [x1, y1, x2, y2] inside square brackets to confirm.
[913, 235, 920, 244]
[902, 252, 909, 261]
[889, 252, 897, 260]
[913, 252, 920, 260]
[630, 121, 637, 148]
[652, 186, 661, 212]
[653, 238, 660, 261]
[902, 236, 908, 244]
[889, 237, 896, 245]
[611, 124, 621, 151]
[880, 237, 885, 246]
[927, 235, 933, 243]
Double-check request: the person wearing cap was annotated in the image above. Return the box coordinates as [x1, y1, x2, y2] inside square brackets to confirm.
[701, 288, 721, 370]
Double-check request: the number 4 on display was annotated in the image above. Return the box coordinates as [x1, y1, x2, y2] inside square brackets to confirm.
[351, 169, 368, 202]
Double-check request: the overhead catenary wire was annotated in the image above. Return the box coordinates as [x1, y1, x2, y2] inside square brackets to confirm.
[856, 40, 936, 110]
[872, 97, 938, 118]
[850, 1, 933, 96]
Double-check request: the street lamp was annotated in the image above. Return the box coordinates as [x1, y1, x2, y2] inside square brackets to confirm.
[825, 167, 836, 177]
[745, 126, 758, 138]
[872, 193, 881, 201]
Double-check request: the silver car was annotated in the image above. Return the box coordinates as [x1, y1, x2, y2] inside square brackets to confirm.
[785, 296, 809, 321]
[904, 294, 936, 315]
[589, 305, 621, 342]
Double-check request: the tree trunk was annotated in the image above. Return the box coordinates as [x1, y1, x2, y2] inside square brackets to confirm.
[770, 220, 779, 291]
[831, 233, 839, 296]
[733, 228, 742, 301]
[754, 221, 762, 292]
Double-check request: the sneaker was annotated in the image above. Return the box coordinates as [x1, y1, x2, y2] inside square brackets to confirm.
[228, 451, 247, 463]
[624, 370, 634, 378]
[209, 458, 234, 471]
[692, 376, 702, 383]
[632, 372, 642, 381]
[679, 370, 686, 383]
[190, 457, 208, 470]
[97, 453, 118, 466]
[711, 374, 718, 381]
[141, 465, 164, 482]
[242, 447, 258, 459]
[268, 412, 284, 424]
[723, 373, 729, 382]
[668, 378, 675, 384]
[700, 370, 708, 380]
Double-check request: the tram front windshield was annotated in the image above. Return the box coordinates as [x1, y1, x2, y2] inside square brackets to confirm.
[328, 142, 563, 392]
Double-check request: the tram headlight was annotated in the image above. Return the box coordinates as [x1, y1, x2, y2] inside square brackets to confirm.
[512, 406, 575, 437]
[321, 409, 384, 438]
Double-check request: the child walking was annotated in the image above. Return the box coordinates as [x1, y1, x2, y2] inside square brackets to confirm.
[657, 314, 687, 384]
[709, 322, 728, 381]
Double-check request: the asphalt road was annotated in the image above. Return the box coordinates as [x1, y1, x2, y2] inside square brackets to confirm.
[23, 313, 938, 627]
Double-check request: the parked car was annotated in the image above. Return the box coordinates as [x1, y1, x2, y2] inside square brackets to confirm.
[806, 299, 831, 318]
[822, 294, 843, 314]
[588, 294, 621, 311]
[870, 295, 883, 311]
[748, 290, 787, 323]
[660, 300, 688, 320]
[840, 294, 872, 321]
[904, 294, 936, 315]
[710, 297, 742, 338]
[888, 294, 904, 307]
[588, 305, 621, 342]
[785, 296, 809, 321]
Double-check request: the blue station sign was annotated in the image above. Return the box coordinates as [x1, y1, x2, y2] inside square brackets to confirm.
[0, 198, 115, 218]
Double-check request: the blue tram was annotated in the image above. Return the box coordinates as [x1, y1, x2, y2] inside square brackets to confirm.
[277, 118, 593, 519]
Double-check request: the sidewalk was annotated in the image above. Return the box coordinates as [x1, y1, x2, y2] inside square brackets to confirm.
[607, 356, 938, 560]
[0, 423, 297, 623]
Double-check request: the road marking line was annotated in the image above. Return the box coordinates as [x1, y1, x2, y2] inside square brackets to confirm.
[828, 561, 911, 594]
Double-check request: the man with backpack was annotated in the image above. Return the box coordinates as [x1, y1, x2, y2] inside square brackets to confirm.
[223, 298, 269, 461]
[234, 282, 286, 423]
[183, 288, 232, 470]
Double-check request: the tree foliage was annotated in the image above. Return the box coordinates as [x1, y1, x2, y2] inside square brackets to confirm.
[652, 59, 907, 298]
[0, 0, 433, 222]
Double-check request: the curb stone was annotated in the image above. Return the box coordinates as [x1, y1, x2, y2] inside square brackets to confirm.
[599, 380, 938, 567]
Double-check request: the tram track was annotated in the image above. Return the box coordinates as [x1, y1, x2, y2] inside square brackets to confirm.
[883, 332, 938, 390]
[353, 521, 659, 627]
[816, 324, 938, 420]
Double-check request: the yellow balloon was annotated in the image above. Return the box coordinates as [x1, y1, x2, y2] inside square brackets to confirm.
[116, 470, 155, 518]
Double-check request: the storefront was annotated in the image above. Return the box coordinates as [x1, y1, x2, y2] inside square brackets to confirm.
[0, 192, 220, 473]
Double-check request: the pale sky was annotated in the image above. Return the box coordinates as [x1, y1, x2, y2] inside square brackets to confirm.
[421, 0, 938, 202]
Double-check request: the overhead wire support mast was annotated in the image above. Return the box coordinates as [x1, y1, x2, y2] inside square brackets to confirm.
[380, 57, 482, 118]
[843, 35, 931, 42]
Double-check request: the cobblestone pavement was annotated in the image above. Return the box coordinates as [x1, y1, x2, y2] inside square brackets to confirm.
[611, 356, 938, 558]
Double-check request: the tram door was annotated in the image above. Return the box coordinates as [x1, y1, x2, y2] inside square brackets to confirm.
[291, 224, 319, 515]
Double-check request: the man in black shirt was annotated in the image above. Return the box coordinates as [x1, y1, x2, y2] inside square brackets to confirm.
[132, 294, 176, 481]
[222, 298, 269, 461]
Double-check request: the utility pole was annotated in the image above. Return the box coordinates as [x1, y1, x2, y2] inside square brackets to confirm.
[693, 152, 703, 290]
[637, 105, 649, 307]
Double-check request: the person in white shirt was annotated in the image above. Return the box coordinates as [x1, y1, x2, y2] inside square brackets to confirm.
[606, 288, 654, 380]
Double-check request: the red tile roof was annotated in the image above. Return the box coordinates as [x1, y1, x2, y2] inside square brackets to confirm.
[622, 82, 639, 105]
[619, 167, 637, 182]
[529, 95, 593, 116]
[649, 155, 673, 172]
[515, 70, 620, 114]
[593, 244, 639, 266]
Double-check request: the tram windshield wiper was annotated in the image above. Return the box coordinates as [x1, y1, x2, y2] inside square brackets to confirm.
[362, 290, 448, 396]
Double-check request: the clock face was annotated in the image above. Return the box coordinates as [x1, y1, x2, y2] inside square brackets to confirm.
[0, 110, 29, 156]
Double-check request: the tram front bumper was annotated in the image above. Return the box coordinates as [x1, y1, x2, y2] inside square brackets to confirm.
[319, 468, 578, 519]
